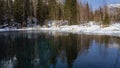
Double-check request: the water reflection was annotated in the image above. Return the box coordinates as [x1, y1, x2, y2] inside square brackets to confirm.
[0, 56, 17, 68]
[0, 31, 120, 68]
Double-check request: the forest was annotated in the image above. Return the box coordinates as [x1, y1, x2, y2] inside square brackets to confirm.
[0, 0, 120, 26]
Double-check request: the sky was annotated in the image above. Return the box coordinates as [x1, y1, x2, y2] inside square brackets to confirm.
[81, 0, 120, 11]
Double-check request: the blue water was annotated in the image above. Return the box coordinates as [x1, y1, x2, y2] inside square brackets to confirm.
[0, 31, 120, 68]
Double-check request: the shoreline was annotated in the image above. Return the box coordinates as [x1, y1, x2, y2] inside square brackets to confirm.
[0, 22, 120, 37]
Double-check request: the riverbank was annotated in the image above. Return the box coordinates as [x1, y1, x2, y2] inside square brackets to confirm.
[0, 22, 120, 37]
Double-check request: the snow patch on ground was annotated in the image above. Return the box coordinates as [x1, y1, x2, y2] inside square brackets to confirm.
[0, 21, 120, 37]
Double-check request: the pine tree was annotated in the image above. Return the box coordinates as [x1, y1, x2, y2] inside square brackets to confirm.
[103, 6, 110, 25]
[48, 0, 57, 20]
[64, 0, 77, 25]
[32, 0, 38, 17]
[37, 0, 49, 25]
[23, 0, 31, 20]
[0, 0, 4, 24]
[48, 0, 63, 20]
[12, 0, 31, 23]
[85, 2, 90, 22]
[12, 0, 24, 22]
[7, 0, 13, 17]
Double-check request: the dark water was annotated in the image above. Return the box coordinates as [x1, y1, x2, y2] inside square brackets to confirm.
[0, 31, 120, 68]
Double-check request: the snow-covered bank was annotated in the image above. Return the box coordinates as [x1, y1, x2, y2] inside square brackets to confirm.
[39, 22, 120, 37]
[0, 22, 120, 37]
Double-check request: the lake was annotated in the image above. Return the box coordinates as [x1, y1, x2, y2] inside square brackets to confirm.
[0, 31, 120, 68]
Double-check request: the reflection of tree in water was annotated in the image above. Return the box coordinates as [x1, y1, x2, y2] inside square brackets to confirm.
[0, 32, 78, 68]
[0, 32, 18, 60]
[0, 32, 45, 68]
[77, 35, 91, 54]
[13, 33, 35, 68]
[113, 49, 120, 68]
[58, 34, 78, 68]
[94, 35, 110, 47]
[93, 35, 120, 49]
[37, 34, 53, 68]
[49, 35, 61, 68]
[111, 37, 120, 68]
[0, 32, 120, 68]
[57, 34, 92, 65]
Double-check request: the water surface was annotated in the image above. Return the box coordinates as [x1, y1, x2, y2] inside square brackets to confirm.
[0, 31, 120, 68]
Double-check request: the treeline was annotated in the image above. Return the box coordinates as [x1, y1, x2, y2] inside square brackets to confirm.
[0, 0, 119, 26]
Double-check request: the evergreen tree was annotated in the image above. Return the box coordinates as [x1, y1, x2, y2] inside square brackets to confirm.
[24, 0, 31, 20]
[12, 0, 31, 23]
[6, 0, 13, 17]
[0, 0, 4, 24]
[48, 0, 57, 20]
[37, 0, 49, 25]
[85, 2, 90, 22]
[64, 0, 77, 25]
[32, 0, 38, 17]
[12, 0, 24, 22]
[0, 0, 117, 26]
[103, 6, 110, 25]
[48, 0, 63, 20]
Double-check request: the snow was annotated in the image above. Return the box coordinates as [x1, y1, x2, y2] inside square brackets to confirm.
[108, 4, 120, 15]
[108, 4, 120, 8]
[0, 21, 120, 37]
